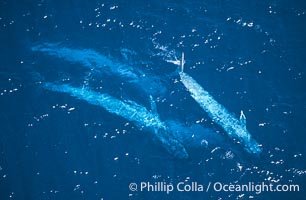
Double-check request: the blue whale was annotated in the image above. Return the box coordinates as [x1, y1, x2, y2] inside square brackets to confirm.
[179, 71, 262, 155]
[43, 82, 189, 158]
[32, 43, 166, 96]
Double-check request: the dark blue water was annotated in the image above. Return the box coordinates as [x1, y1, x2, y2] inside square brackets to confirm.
[1, 0, 306, 199]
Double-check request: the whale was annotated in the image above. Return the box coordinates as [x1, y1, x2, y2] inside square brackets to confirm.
[179, 54, 261, 154]
[43, 82, 189, 159]
[32, 43, 166, 96]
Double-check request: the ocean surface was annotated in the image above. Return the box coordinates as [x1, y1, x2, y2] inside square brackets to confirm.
[1, 0, 306, 199]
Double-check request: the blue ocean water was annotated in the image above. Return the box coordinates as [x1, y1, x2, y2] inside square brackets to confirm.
[1, 0, 306, 199]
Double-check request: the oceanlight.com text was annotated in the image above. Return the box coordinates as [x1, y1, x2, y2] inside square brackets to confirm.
[210, 182, 299, 194]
